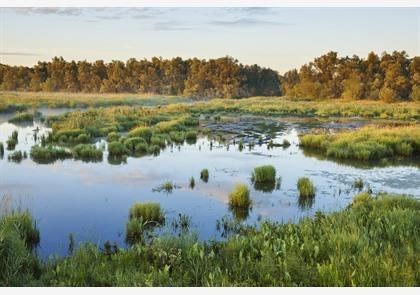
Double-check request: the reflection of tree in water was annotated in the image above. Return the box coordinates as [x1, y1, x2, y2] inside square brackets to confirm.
[298, 194, 315, 210]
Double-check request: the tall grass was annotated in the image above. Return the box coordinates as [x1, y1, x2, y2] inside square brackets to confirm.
[30, 145, 72, 163]
[129, 203, 165, 224]
[297, 177, 316, 199]
[299, 125, 420, 161]
[251, 165, 276, 192]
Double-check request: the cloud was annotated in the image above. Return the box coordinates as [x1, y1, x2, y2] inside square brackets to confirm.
[10, 7, 83, 16]
[210, 18, 291, 27]
[0, 52, 42, 56]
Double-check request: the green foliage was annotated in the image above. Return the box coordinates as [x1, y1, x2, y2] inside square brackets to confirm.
[297, 177, 316, 199]
[299, 126, 420, 161]
[107, 141, 129, 157]
[73, 144, 103, 162]
[229, 184, 252, 209]
[106, 132, 120, 142]
[129, 203, 165, 224]
[2, 193, 418, 286]
[200, 169, 209, 182]
[8, 112, 34, 123]
[30, 145, 72, 163]
[251, 165, 276, 184]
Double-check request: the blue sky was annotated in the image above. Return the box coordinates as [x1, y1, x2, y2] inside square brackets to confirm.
[0, 7, 418, 73]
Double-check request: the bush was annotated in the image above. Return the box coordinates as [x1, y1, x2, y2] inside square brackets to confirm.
[229, 184, 251, 209]
[30, 145, 72, 163]
[129, 203, 165, 224]
[200, 169, 209, 182]
[128, 126, 153, 143]
[108, 141, 129, 157]
[107, 132, 120, 143]
[73, 144, 103, 161]
[251, 165, 276, 184]
[297, 177, 316, 199]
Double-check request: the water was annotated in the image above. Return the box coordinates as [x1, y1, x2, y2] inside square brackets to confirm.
[0, 111, 419, 258]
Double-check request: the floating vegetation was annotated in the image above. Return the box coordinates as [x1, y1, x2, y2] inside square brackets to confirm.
[153, 181, 180, 194]
[297, 177, 316, 200]
[200, 169, 209, 182]
[30, 145, 72, 164]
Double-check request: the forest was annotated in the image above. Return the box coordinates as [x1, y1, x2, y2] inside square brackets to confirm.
[0, 51, 418, 101]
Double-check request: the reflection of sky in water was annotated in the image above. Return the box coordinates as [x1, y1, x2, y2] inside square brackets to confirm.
[0, 112, 419, 258]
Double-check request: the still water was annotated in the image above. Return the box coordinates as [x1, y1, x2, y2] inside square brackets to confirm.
[0, 111, 419, 258]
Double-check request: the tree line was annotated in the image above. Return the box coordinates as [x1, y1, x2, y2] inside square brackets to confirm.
[281, 51, 419, 102]
[0, 56, 280, 98]
[0, 51, 418, 101]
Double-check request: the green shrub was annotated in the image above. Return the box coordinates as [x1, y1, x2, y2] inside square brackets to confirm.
[108, 141, 129, 157]
[128, 126, 153, 142]
[229, 184, 252, 209]
[200, 169, 209, 182]
[251, 165, 276, 184]
[297, 177, 316, 199]
[73, 144, 103, 161]
[129, 203, 165, 224]
[107, 132, 120, 143]
[30, 145, 72, 163]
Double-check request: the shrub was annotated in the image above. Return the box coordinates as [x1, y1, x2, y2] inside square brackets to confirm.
[297, 177, 316, 199]
[229, 184, 251, 209]
[251, 165, 276, 184]
[73, 144, 103, 161]
[108, 141, 129, 157]
[107, 132, 120, 143]
[30, 145, 72, 163]
[128, 126, 152, 143]
[129, 203, 165, 224]
[200, 169, 209, 182]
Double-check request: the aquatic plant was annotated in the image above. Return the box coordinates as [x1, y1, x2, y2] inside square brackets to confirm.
[189, 177, 195, 189]
[123, 137, 146, 153]
[353, 178, 364, 190]
[238, 139, 244, 151]
[0, 142, 4, 157]
[299, 125, 420, 161]
[200, 169, 209, 182]
[185, 130, 197, 143]
[169, 131, 185, 144]
[73, 144, 103, 161]
[297, 177, 316, 199]
[129, 202, 165, 224]
[125, 218, 148, 245]
[8, 112, 34, 123]
[75, 133, 90, 144]
[107, 141, 129, 157]
[150, 135, 167, 148]
[6, 137, 17, 150]
[153, 181, 177, 194]
[147, 145, 161, 156]
[30, 145, 72, 163]
[128, 126, 153, 143]
[7, 151, 26, 163]
[106, 132, 120, 143]
[251, 165, 276, 185]
[229, 184, 252, 209]
[171, 213, 192, 233]
[282, 139, 291, 147]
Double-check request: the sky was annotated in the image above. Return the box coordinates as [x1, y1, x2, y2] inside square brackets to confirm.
[0, 7, 419, 73]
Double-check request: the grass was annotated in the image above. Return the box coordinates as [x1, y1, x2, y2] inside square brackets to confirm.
[353, 178, 364, 190]
[251, 165, 276, 185]
[299, 125, 420, 161]
[7, 151, 27, 163]
[297, 177, 316, 199]
[73, 144, 103, 162]
[1, 193, 418, 286]
[200, 169, 209, 182]
[185, 130, 198, 143]
[229, 184, 252, 209]
[106, 132, 120, 142]
[8, 112, 34, 123]
[30, 145, 73, 164]
[107, 141, 129, 157]
[129, 202, 165, 224]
